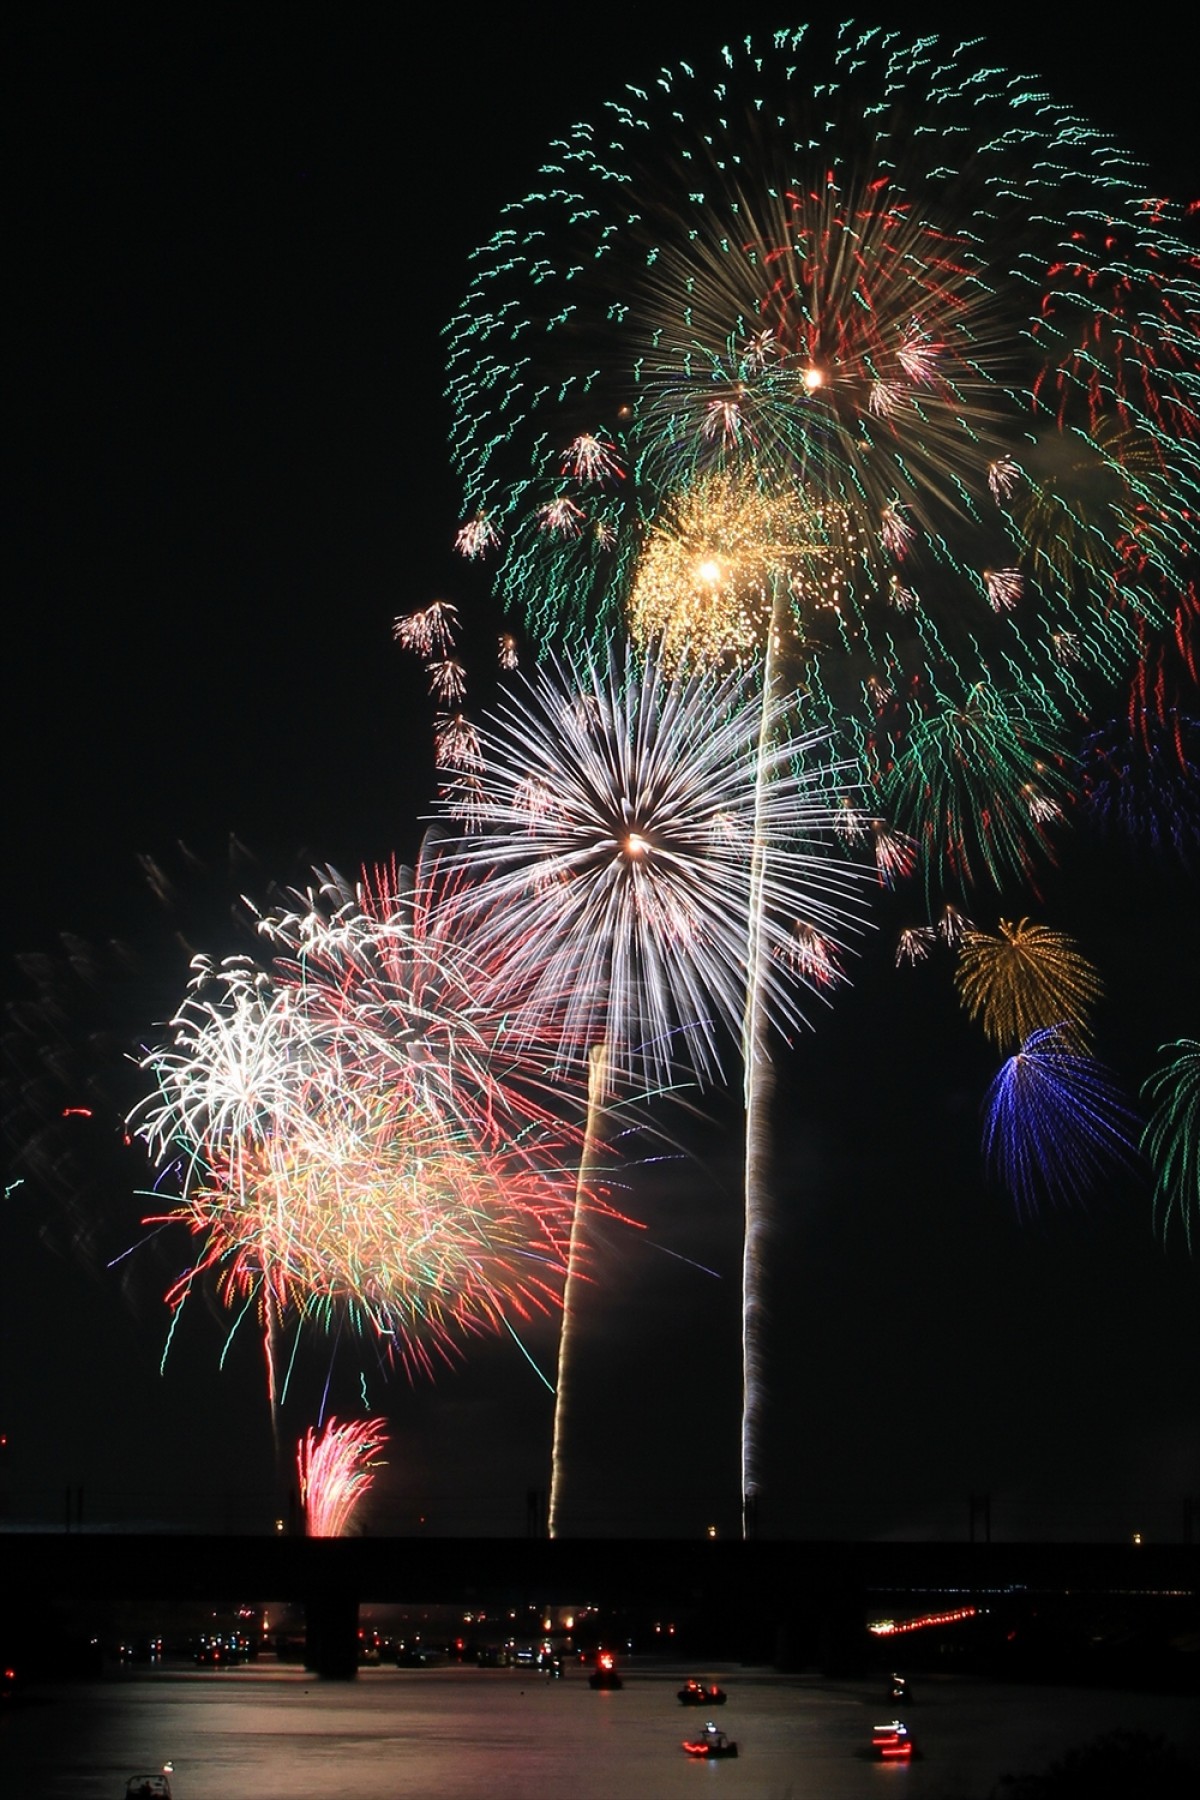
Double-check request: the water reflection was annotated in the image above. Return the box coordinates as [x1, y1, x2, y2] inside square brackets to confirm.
[4, 1661, 1198, 1800]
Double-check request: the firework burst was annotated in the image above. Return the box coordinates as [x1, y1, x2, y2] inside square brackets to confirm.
[298, 1416, 387, 1537]
[447, 24, 1199, 903]
[882, 684, 1074, 898]
[149, 1085, 571, 1384]
[434, 639, 868, 1093]
[955, 919, 1103, 1053]
[133, 850, 583, 1390]
[434, 638, 870, 1529]
[1141, 1039, 1200, 1254]
[983, 1026, 1142, 1216]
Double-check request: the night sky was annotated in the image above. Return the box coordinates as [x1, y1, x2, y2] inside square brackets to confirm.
[6, 7, 1198, 1543]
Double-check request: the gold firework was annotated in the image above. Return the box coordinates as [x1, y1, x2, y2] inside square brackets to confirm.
[955, 917, 1103, 1051]
[626, 469, 853, 671]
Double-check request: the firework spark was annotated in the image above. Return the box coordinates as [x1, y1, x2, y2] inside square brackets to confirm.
[393, 600, 460, 658]
[1141, 1039, 1200, 1254]
[133, 851, 583, 1387]
[447, 25, 1198, 902]
[434, 639, 868, 1093]
[983, 1027, 1142, 1216]
[955, 919, 1103, 1052]
[298, 1416, 387, 1537]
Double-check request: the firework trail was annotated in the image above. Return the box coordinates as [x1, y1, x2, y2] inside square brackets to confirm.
[955, 919, 1103, 1052]
[983, 1026, 1142, 1216]
[1141, 1039, 1200, 1254]
[435, 639, 869, 1528]
[297, 1416, 387, 1537]
[446, 23, 1199, 904]
[547, 1041, 608, 1538]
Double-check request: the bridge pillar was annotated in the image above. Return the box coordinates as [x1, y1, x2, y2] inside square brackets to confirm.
[816, 1585, 867, 1677]
[304, 1591, 360, 1679]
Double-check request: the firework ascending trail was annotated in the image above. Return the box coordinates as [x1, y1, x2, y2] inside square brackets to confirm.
[298, 1416, 387, 1537]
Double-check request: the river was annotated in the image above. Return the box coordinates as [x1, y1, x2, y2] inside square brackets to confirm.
[3, 1660, 1197, 1799]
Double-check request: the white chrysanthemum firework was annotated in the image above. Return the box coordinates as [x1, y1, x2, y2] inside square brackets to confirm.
[434, 640, 869, 1092]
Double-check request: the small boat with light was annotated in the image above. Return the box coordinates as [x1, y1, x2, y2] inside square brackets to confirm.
[682, 1725, 738, 1758]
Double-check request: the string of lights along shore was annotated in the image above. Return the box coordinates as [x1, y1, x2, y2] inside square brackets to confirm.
[127, 22, 1197, 1541]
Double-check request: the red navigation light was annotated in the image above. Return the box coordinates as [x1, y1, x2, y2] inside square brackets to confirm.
[872, 1721, 914, 1760]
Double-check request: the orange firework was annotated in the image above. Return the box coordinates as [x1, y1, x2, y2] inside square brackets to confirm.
[955, 918, 1103, 1051]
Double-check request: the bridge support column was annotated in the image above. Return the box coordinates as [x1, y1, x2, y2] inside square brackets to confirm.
[304, 1592, 359, 1679]
[816, 1584, 867, 1677]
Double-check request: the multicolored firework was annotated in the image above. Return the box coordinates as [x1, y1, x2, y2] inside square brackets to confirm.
[955, 919, 1103, 1052]
[433, 639, 868, 1093]
[1141, 1039, 1200, 1254]
[251, 854, 571, 1146]
[982, 1026, 1142, 1216]
[146, 1080, 572, 1385]
[446, 23, 1199, 904]
[297, 1416, 387, 1537]
[132, 850, 582, 1390]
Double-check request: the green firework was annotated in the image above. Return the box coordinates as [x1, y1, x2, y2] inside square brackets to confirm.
[446, 22, 1199, 900]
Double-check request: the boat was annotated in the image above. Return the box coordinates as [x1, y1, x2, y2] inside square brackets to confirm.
[587, 1649, 623, 1689]
[678, 1677, 726, 1705]
[871, 1719, 914, 1760]
[124, 1778, 172, 1800]
[682, 1726, 738, 1759]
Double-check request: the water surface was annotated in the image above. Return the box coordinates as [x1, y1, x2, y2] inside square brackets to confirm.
[4, 1661, 1197, 1799]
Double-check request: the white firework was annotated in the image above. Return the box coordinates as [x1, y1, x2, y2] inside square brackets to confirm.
[434, 640, 870, 1092]
[454, 514, 500, 560]
[984, 567, 1024, 612]
[537, 496, 585, 537]
[393, 600, 459, 657]
[427, 659, 468, 704]
[987, 457, 1021, 500]
[562, 433, 624, 484]
[131, 954, 313, 1178]
[895, 926, 936, 967]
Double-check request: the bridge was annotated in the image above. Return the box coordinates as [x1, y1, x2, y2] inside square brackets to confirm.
[1, 1533, 1194, 1678]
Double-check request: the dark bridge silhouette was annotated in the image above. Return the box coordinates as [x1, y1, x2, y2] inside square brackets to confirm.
[2, 1533, 1194, 1678]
